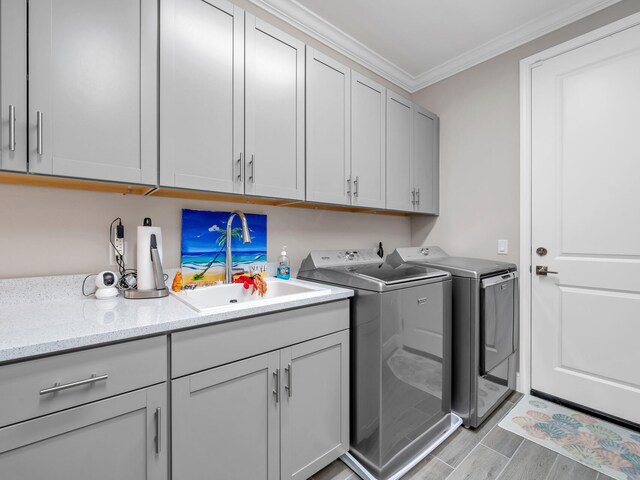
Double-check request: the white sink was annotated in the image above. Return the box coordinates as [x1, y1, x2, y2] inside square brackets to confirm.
[171, 278, 332, 313]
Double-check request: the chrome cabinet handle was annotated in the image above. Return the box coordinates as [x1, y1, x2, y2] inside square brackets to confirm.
[9, 105, 16, 151]
[346, 177, 352, 197]
[39, 373, 108, 395]
[411, 188, 416, 205]
[235, 153, 243, 182]
[249, 155, 255, 183]
[273, 368, 280, 403]
[37, 111, 44, 155]
[155, 407, 161, 454]
[284, 363, 292, 397]
[354, 176, 359, 198]
[416, 188, 420, 206]
[536, 266, 559, 276]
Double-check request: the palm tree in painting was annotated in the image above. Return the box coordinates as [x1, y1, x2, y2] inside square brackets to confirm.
[192, 227, 244, 281]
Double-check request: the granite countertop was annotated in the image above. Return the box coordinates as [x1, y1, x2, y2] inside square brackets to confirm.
[0, 273, 353, 364]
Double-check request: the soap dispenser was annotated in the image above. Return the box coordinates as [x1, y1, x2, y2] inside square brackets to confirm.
[277, 246, 290, 280]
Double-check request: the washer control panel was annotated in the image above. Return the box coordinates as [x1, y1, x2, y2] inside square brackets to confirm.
[306, 249, 382, 268]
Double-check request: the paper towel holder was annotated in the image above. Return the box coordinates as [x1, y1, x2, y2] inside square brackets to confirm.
[124, 232, 169, 300]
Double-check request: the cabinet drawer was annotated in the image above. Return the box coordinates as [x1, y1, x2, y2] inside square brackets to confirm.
[171, 300, 349, 378]
[0, 336, 167, 428]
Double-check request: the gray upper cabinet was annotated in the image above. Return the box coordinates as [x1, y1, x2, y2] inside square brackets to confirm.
[306, 48, 350, 206]
[413, 105, 439, 214]
[245, 15, 305, 200]
[386, 92, 440, 214]
[0, 384, 168, 480]
[0, 0, 27, 172]
[281, 331, 349, 480]
[160, 0, 244, 194]
[351, 72, 386, 209]
[386, 91, 414, 211]
[27, 0, 158, 184]
[172, 351, 280, 480]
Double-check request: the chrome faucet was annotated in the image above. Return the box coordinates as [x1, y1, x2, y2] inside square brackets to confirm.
[225, 211, 252, 284]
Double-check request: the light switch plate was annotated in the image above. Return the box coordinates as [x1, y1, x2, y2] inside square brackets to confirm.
[497, 239, 508, 255]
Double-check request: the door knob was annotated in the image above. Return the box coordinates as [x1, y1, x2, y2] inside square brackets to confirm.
[536, 266, 558, 276]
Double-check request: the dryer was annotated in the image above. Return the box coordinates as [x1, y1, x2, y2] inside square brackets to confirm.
[388, 246, 519, 428]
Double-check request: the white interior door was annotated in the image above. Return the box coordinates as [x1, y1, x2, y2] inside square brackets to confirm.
[531, 23, 640, 424]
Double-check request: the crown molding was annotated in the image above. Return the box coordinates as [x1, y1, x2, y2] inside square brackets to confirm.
[247, 0, 623, 93]
[411, 0, 624, 90]
[245, 0, 416, 91]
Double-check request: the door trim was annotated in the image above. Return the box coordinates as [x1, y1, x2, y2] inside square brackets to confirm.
[518, 11, 640, 394]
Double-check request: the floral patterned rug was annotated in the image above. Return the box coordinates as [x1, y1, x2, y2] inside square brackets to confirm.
[499, 394, 640, 480]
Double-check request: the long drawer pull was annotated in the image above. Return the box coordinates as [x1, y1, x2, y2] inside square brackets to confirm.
[39, 373, 108, 395]
[235, 152, 243, 182]
[155, 407, 162, 454]
[9, 105, 16, 151]
[273, 368, 280, 403]
[37, 111, 44, 156]
[249, 154, 255, 183]
[285, 363, 292, 397]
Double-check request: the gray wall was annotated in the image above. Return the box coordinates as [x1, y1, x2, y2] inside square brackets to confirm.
[410, 0, 640, 266]
[0, 184, 410, 278]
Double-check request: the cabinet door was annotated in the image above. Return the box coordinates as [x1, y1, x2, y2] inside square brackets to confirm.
[413, 106, 439, 214]
[172, 351, 280, 480]
[281, 330, 349, 480]
[351, 72, 385, 209]
[245, 15, 305, 200]
[306, 48, 351, 205]
[0, 0, 27, 172]
[386, 91, 414, 211]
[160, 0, 244, 193]
[0, 384, 167, 479]
[28, 0, 158, 184]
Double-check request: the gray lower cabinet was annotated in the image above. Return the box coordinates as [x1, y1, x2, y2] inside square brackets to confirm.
[27, 0, 158, 184]
[0, 383, 168, 479]
[172, 330, 349, 480]
[281, 331, 350, 480]
[0, 0, 27, 172]
[172, 350, 280, 480]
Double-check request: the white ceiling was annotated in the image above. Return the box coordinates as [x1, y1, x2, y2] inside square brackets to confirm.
[248, 0, 623, 92]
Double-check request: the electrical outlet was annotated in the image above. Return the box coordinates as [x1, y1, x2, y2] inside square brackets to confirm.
[109, 240, 127, 265]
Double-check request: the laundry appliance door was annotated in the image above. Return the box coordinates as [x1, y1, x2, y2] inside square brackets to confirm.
[480, 273, 518, 375]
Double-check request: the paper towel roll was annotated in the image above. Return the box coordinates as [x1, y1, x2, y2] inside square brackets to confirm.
[137, 226, 163, 291]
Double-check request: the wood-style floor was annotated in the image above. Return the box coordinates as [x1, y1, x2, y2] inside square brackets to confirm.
[311, 393, 615, 480]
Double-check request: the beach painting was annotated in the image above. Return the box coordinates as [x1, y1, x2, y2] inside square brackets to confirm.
[181, 209, 267, 287]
